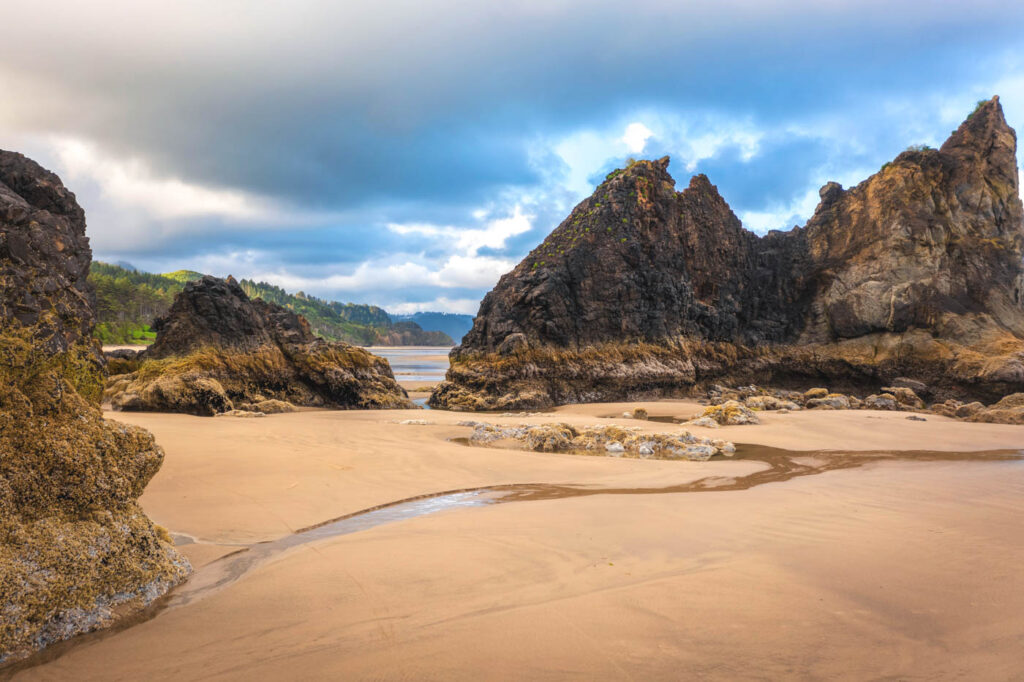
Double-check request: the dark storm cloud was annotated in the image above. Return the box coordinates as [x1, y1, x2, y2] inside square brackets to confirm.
[3, 0, 1022, 208]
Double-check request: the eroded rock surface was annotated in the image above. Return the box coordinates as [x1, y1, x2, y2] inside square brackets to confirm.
[463, 422, 735, 460]
[432, 98, 1024, 410]
[107, 276, 412, 415]
[0, 151, 189, 664]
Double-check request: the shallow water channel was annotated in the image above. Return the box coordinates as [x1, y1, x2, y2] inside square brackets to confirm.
[5, 443, 1022, 676]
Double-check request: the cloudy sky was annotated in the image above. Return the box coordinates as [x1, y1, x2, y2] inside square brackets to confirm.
[3, 1, 1023, 314]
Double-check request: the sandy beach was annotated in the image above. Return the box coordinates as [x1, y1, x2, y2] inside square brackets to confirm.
[9, 402, 1024, 680]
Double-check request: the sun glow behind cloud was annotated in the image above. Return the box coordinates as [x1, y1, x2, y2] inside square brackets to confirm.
[621, 122, 654, 154]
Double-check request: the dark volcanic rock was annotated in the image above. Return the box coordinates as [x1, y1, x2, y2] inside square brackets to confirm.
[107, 276, 413, 415]
[432, 98, 1024, 410]
[1, 151, 189, 663]
[0, 151, 95, 353]
[147, 275, 319, 358]
[459, 161, 811, 351]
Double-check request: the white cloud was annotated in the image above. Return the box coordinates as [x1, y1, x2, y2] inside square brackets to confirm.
[386, 205, 532, 257]
[435, 254, 515, 288]
[48, 137, 283, 222]
[540, 111, 768, 198]
[621, 122, 653, 153]
[250, 253, 512, 294]
[387, 297, 481, 315]
[739, 188, 820, 232]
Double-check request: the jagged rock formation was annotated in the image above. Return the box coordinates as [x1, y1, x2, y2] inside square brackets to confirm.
[0, 151, 190, 664]
[432, 97, 1024, 410]
[106, 276, 413, 415]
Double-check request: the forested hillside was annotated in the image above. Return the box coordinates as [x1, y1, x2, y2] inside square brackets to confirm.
[88, 263, 453, 346]
[236, 280, 452, 345]
[89, 262, 193, 343]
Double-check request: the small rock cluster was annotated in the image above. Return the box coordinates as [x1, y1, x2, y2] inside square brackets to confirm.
[702, 383, 1024, 425]
[697, 400, 761, 425]
[459, 422, 735, 461]
[706, 383, 927, 413]
[960, 393, 1024, 425]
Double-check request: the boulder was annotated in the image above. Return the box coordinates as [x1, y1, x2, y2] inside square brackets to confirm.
[746, 395, 800, 411]
[701, 400, 760, 425]
[238, 399, 298, 414]
[806, 393, 852, 410]
[112, 372, 233, 416]
[955, 401, 986, 418]
[863, 394, 900, 410]
[881, 386, 925, 409]
[686, 416, 719, 429]
[930, 401, 961, 418]
[966, 393, 1024, 424]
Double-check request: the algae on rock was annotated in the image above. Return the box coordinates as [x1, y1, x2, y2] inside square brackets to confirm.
[1, 149, 190, 664]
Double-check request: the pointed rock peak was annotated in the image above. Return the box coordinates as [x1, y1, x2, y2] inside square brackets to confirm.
[687, 173, 714, 190]
[606, 156, 673, 182]
[940, 96, 1017, 183]
[683, 173, 727, 202]
[818, 181, 844, 205]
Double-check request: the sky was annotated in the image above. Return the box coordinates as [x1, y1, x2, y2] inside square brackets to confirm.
[2, 0, 1023, 314]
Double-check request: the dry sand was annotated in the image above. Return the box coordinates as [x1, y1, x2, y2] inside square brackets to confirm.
[9, 402, 1024, 680]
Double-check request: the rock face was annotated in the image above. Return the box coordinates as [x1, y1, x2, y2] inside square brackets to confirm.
[432, 98, 1024, 410]
[107, 276, 413, 415]
[0, 152, 95, 354]
[0, 151, 190, 664]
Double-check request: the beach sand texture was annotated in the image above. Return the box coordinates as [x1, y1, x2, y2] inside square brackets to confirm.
[9, 403, 1024, 680]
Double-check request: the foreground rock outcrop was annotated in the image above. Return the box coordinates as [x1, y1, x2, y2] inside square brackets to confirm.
[432, 98, 1024, 411]
[0, 151, 189, 663]
[106, 276, 413, 415]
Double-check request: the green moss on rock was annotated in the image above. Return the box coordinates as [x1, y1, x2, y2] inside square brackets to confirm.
[0, 331, 190, 663]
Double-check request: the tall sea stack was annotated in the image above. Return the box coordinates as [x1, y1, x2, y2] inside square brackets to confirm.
[431, 97, 1024, 410]
[0, 151, 190, 663]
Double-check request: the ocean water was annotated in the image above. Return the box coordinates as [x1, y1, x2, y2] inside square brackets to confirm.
[367, 346, 452, 384]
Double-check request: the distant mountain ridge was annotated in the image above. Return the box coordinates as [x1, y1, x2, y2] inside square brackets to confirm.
[391, 312, 475, 344]
[88, 263, 455, 346]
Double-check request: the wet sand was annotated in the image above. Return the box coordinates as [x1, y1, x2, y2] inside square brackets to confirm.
[8, 402, 1024, 680]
